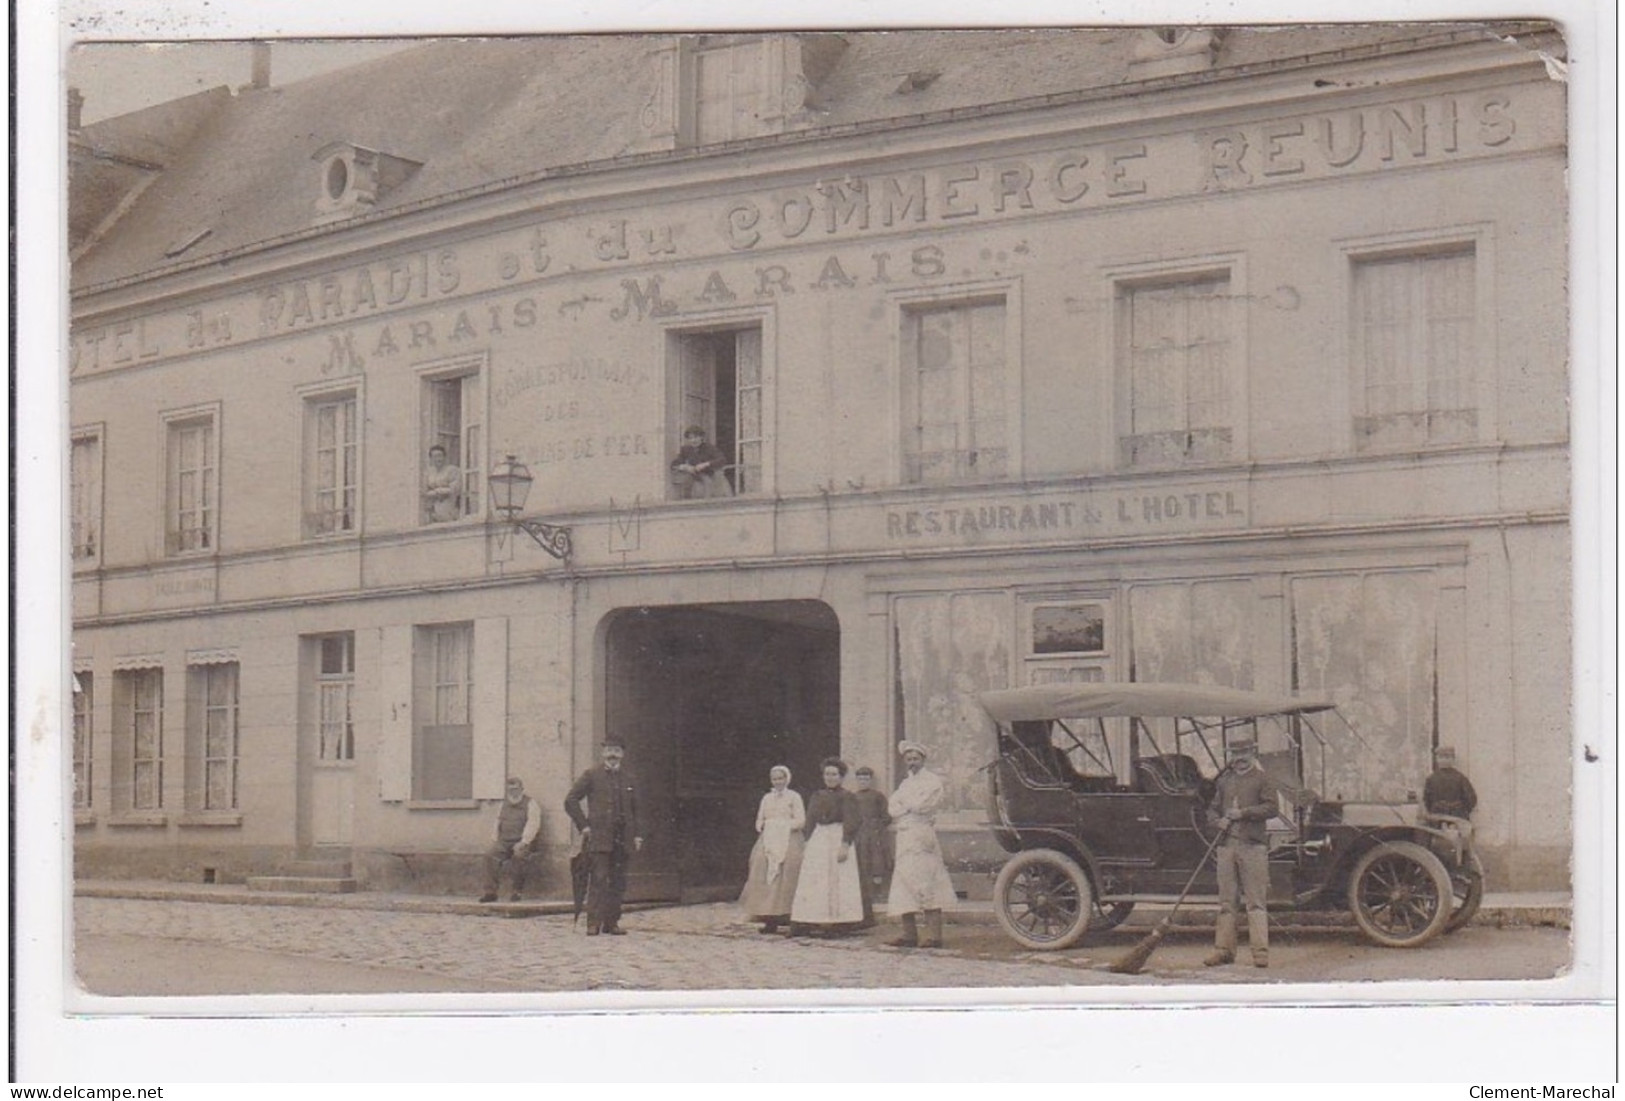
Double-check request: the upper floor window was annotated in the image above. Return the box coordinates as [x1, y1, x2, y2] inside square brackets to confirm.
[1117, 274, 1233, 467]
[670, 327, 763, 499]
[1352, 246, 1477, 450]
[70, 428, 103, 565]
[421, 365, 482, 524]
[186, 661, 239, 811]
[690, 38, 769, 144]
[73, 671, 94, 810]
[163, 407, 219, 555]
[304, 390, 359, 537]
[901, 299, 1008, 483]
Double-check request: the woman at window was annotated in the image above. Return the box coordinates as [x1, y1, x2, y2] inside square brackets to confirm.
[423, 444, 462, 522]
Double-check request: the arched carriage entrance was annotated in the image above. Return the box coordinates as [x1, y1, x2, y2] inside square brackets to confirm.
[602, 600, 840, 902]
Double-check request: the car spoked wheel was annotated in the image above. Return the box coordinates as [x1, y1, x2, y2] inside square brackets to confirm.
[1349, 840, 1453, 948]
[993, 849, 1093, 950]
[1444, 851, 1485, 934]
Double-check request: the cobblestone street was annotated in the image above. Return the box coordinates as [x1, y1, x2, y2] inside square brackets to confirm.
[73, 895, 1571, 998]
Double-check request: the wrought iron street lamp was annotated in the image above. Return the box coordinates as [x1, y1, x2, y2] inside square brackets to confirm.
[488, 454, 572, 561]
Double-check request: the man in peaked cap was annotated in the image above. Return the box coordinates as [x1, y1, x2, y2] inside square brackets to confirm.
[1204, 733, 1278, 969]
[886, 741, 958, 948]
[564, 740, 644, 936]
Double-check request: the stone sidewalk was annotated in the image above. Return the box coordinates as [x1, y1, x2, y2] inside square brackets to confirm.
[74, 877, 1572, 930]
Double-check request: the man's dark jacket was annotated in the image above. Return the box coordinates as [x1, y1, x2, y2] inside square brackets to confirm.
[564, 766, 642, 852]
[1423, 766, 1478, 818]
[1205, 763, 1278, 845]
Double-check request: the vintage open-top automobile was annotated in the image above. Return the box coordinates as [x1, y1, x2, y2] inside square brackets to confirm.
[981, 682, 1483, 950]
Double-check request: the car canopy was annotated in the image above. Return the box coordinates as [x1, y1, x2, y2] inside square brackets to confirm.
[977, 682, 1336, 722]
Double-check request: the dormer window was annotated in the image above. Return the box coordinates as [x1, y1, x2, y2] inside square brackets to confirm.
[311, 142, 421, 223]
[690, 37, 772, 145]
[1129, 27, 1223, 79]
[629, 33, 847, 153]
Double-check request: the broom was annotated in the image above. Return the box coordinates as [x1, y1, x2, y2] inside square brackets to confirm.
[1109, 825, 1228, 975]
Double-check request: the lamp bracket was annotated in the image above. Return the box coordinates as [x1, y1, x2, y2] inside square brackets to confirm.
[513, 517, 573, 561]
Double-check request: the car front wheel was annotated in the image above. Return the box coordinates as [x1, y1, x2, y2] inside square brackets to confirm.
[993, 849, 1093, 950]
[1348, 840, 1453, 948]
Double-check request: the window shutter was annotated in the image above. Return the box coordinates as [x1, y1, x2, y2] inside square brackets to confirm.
[377, 625, 413, 801]
[472, 617, 508, 799]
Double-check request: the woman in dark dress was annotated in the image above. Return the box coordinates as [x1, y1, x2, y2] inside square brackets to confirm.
[789, 758, 864, 935]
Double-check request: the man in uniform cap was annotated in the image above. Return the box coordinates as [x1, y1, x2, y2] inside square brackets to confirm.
[1204, 733, 1278, 968]
[886, 740, 958, 948]
[564, 741, 644, 936]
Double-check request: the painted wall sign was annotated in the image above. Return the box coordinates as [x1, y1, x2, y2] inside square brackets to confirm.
[71, 86, 1556, 377]
[880, 485, 1248, 546]
[151, 570, 217, 605]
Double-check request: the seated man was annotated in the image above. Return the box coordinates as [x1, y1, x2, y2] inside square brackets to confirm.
[669, 426, 732, 500]
[1422, 745, 1477, 843]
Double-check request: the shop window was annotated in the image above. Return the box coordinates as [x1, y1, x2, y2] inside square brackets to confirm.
[1117, 274, 1233, 467]
[1352, 246, 1477, 450]
[303, 390, 359, 538]
[315, 634, 355, 763]
[1291, 571, 1438, 803]
[690, 38, 770, 144]
[186, 662, 239, 811]
[670, 327, 764, 499]
[901, 299, 1008, 484]
[413, 623, 473, 800]
[163, 408, 218, 555]
[112, 668, 163, 811]
[1127, 580, 1256, 688]
[70, 428, 103, 565]
[893, 591, 1010, 815]
[421, 367, 482, 523]
[73, 671, 93, 810]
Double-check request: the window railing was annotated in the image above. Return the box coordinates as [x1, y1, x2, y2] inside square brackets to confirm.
[1354, 408, 1477, 451]
[1118, 428, 1232, 467]
[71, 521, 97, 560]
[304, 508, 356, 539]
[904, 446, 1009, 484]
[166, 526, 213, 554]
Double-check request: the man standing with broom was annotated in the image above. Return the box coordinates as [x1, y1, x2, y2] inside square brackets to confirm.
[1203, 734, 1278, 969]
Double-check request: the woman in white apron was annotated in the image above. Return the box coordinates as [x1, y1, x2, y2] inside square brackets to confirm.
[790, 758, 865, 934]
[736, 765, 805, 933]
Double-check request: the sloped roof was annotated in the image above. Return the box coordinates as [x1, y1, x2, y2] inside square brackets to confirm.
[68, 85, 231, 254]
[70, 26, 1532, 292]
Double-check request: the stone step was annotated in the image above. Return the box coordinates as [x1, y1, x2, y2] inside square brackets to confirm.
[285, 860, 353, 878]
[245, 876, 358, 894]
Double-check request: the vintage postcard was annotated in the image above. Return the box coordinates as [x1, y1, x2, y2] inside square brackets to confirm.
[17, 0, 1614, 1083]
